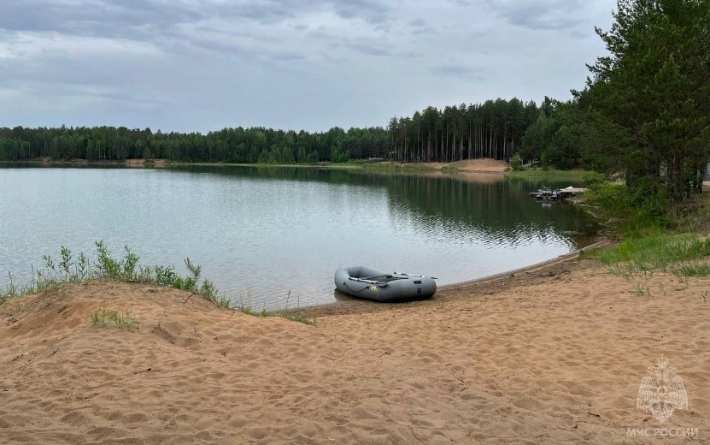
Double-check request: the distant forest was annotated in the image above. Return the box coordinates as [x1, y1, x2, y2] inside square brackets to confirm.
[0, 98, 542, 165]
[2, 0, 709, 204]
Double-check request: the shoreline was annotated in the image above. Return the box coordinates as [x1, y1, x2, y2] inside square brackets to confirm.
[2, 158, 604, 313]
[295, 238, 613, 318]
[3, 236, 707, 444]
[1, 158, 169, 169]
[440, 238, 612, 290]
[1, 239, 610, 316]
[2, 158, 510, 174]
[2, 158, 607, 181]
[1, 158, 610, 183]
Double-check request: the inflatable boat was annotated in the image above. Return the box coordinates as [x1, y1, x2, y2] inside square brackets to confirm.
[334, 266, 437, 302]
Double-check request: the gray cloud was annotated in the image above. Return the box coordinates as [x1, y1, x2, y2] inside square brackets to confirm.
[0, 49, 169, 112]
[484, 0, 589, 32]
[0, 0, 616, 132]
[272, 52, 306, 61]
[0, 0, 202, 40]
[431, 64, 485, 80]
[189, 39, 253, 57]
[342, 42, 391, 57]
[310, 29, 394, 57]
[409, 17, 437, 35]
[0, 0, 391, 40]
[331, 0, 391, 25]
[215, 2, 297, 24]
[413, 26, 438, 35]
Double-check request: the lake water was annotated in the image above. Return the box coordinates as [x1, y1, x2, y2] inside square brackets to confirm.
[0, 165, 598, 309]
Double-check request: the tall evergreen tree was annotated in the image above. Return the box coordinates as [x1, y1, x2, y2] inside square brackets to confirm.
[587, 0, 710, 200]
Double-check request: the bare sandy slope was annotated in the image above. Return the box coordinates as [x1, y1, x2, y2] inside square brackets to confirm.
[425, 159, 508, 174]
[1, 262, 709, 445]
[124, 159, 167, 168]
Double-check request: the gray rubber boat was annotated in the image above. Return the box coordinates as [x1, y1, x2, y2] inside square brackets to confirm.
[334, 266, 437, 302]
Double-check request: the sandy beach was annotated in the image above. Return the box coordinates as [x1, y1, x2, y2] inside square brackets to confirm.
[10, 158, 508, 175]
[1, 257, 709, 444]
[417, 159, 508, 174]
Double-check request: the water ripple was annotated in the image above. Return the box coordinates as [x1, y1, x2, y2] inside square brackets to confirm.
[0, 166, 598, 310]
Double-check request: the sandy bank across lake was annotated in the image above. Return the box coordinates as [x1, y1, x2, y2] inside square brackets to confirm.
[4, 158, 508, 174]
[2, 249, 708, 444]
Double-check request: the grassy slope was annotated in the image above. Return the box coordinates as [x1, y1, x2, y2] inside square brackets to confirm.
[506, 168, 603, 180]
[579, 181, 710, 293]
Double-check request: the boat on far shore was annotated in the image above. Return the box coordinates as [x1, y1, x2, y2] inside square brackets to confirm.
[529, 186, 587, 202]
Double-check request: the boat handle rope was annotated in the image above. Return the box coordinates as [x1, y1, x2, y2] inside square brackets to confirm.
[343, 278, 387, 293]
[393, 272, 438, 280]
[348, 277, 387, 286]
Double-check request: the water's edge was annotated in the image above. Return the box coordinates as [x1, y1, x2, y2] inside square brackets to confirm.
[1, 165, 599, 309]
[293, 238, 612, 317]
[440, 237, 611, 290]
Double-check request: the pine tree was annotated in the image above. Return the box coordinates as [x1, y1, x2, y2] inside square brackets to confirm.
[587, 0, 710, 200]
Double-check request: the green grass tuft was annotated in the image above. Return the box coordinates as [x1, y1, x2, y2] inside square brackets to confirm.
[586, 232, 710, 288]
[273, 310, 316, 325]
[91, 302, 114, 327]
[673, 264, 710, 278]
[113, 311, 137, 330]
[92, 301, 137, 330]
[234, 300, 257, 316]
[592, 234, 710, 269]
[5, 243, 316, 326]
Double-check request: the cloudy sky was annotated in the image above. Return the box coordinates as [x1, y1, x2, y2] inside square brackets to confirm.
[0, 0, 617, 133]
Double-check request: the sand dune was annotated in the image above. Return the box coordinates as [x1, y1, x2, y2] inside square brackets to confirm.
[1, 260, 709, 444]
[448, 159, 508, 173]
[424, 159, 508, 174]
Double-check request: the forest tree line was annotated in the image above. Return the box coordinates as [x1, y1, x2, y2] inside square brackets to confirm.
[1, 0, 708, 202]
[0, 98, 540, 165]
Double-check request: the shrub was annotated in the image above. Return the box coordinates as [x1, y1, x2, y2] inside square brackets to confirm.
[509, 154, 524, 171]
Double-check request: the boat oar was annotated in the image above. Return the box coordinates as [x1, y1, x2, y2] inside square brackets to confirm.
[393, 272, 438, 280]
